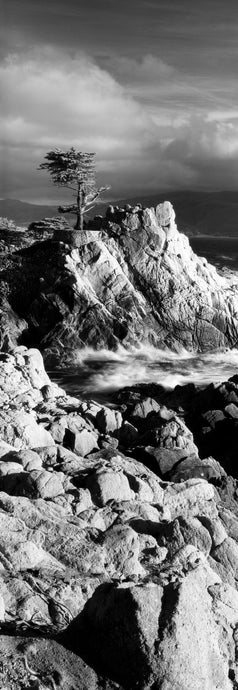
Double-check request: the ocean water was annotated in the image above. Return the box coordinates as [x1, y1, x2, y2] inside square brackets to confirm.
[51, 236, 238, 403]
[190, 236, 238, 272]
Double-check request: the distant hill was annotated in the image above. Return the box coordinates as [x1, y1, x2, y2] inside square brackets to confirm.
[0, 199, 59, 225]
[1, 191, 238, 236]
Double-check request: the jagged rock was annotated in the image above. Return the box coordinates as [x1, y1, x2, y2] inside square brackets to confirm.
[71, 560, 235, 690]
[50, 412, 99, 456]
[225, 402, 238, 419]
[1, 347, 238, 687]
[144, 447, 198, 477]
[64, 425, 99, 457]
[72, 581, 163, 688]
[0, 409, 55, 450]
[135, 414, 198, 477]
[2, 202, 238, 358]
[139, 415, 197, 452]
[169, 454, 226, 483]
[0, 297, 27, 352]
[96, 407, 123, 434]
[187, 378, 238, 475]
[79, 400, 103, 425]
[163, 479, 217, 520]
[131, 397, 161, 421]
[119, 421, 139, 447]
[74, 488, 93, 514]
[154, 565, 233, 690]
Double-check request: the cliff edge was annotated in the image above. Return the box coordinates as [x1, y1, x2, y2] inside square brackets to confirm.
[1, 200, 238, 360]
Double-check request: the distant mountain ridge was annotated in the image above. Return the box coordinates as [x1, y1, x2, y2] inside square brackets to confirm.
[1, 191, 238, 236]
[0, 198, 59, 225]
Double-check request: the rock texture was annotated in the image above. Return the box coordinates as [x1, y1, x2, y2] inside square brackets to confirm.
[0, 349, 238, 687]
[1, 201, 238, 361]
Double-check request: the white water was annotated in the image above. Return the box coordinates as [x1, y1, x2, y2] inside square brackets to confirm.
[49, 240, 238, 403]
[51, 344, 238, 403]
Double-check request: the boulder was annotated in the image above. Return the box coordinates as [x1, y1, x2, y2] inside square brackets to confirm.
[96, 408, 123, 435]
[0, 409, 55, 450]
[1, 449, 42, 472]
[29, 469, 65, 499]
[86, 469, 132, 507]
[103, 525, 143, 578]
[119, 421, 139, 447]
[73, 582, 163, 688]
[164, 479, 216, 520]
[131, 397, 161, 422]
[64, 426, 99, 457]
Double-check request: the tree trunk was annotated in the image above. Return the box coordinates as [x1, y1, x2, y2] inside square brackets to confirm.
[74, 184, 83, 230]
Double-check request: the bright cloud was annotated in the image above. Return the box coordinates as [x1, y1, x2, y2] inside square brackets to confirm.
[1, 46, 238, 200]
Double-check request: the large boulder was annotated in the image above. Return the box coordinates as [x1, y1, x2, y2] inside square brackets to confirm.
[70, 563, 236, 690]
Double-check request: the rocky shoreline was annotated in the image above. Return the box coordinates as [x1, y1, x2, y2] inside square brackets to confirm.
[1, 203, 238, 688]
[0, 347, 238, 688]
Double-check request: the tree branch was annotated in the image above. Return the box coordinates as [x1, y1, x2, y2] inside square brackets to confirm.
[82, 204, 98, 214]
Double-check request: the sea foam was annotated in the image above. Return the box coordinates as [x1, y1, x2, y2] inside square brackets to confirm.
[50, 344, 238, 403]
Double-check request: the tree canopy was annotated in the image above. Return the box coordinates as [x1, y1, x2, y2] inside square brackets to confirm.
[39, 148, 109, 230]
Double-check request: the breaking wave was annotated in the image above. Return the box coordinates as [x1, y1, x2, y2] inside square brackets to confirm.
[50, 344, 238, 404]
[49, 240, 238, 403]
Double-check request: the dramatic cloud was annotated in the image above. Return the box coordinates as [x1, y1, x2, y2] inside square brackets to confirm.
[164, 116, 238, 190]
[0, 48, 163, 200]
[1, 44, 238, 201]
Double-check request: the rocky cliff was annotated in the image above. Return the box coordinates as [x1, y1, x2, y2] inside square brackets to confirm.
[1, 348, 238, 688]
[1, 201, 238, 361]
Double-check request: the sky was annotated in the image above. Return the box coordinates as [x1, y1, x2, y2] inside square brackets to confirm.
[1, 0, 238, 203]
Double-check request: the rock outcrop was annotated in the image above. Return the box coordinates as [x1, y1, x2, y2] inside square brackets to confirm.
[0, 348, 238, 687]
[1, 201, 238, 361]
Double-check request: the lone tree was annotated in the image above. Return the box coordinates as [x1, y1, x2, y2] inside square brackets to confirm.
[39, 148, 109, 231]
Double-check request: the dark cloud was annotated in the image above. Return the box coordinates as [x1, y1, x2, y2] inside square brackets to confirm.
[1, 0, 238, 199]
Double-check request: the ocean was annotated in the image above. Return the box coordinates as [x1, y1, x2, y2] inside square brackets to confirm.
[190, 236, 238, 272]
[51, 236, 238, 403]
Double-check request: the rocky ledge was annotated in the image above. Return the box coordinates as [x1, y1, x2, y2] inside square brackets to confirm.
[1, 201, 238, 361]
[1, 348, 238, 688]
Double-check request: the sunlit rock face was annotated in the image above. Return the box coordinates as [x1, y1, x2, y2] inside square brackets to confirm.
[1, 200, 238, 361]
[1, 348, 238, 688]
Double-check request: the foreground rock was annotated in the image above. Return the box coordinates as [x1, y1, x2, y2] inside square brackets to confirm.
[0, 349, 238, 687]
[1, 201, 238, 362]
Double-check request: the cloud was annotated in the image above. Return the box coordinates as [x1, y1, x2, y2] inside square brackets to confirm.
[163, 116, 238, 190]
[166, 117, 238, 161]
[107, 55, 176, 86]
[1, 46, 238, 201]
[1, 48, 167, 198]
